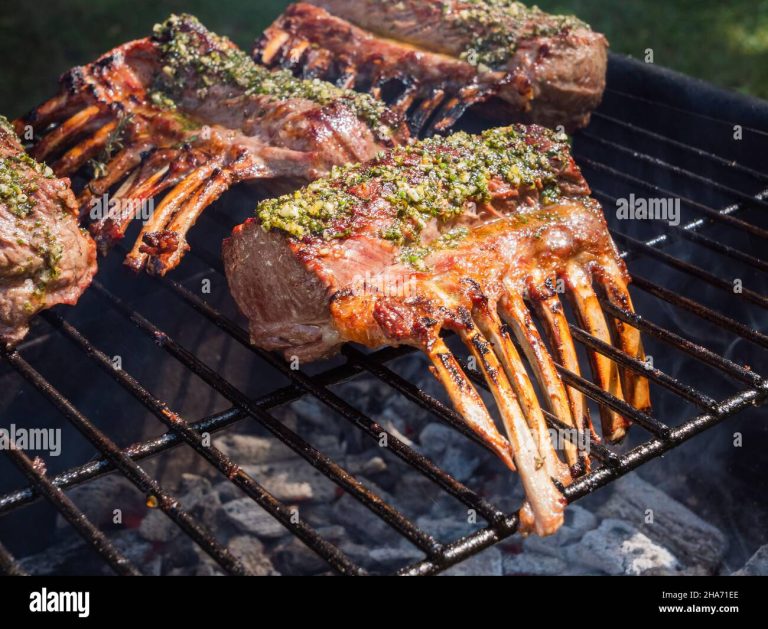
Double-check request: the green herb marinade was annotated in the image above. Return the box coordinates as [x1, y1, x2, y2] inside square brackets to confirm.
[150, 14, 391, 136]
[440, 0, 589, 68]
[257, 126, 573, 246]
[0, 117, 54, 218]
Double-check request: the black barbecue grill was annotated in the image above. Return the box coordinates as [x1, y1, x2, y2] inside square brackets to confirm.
[0, 53, 766, 576]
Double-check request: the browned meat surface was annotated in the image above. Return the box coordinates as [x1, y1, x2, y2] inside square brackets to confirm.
[0, 117, 97, 346]
[256, 1, 608, 134]
[224, 125, 651, 536]
[18, 14, 408, 276]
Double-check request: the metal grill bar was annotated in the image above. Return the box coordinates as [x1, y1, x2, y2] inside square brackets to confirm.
[580, 158, 768, 240]
[614, 232, 768, 309]
[650, 227, 768, 273]
[566, 324, 719, 411]
[0, 347, 249, 576]
[603, 87, 768, 139]
[556, 365, 671, 437]
[592, 190, 768, 272]
[581, 132, 768, 209]
[0, 541, 26, 576]
[591, 111, 768, 182]
[0, 348, 406, 515]
[598, 299, 762, 386]
[630, 275, 768, 350]
[2, 441, 140, 576]
[158, 274, 510, 528]
[0, 74, 766, 575]
[41, 310, 364, 575]
[567, 386, 768, 499]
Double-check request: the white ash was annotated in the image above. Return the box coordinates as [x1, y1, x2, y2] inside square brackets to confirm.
[227, 536, 279, 576]
[221, 498, 291, 540]
[213, 433, 296, 464]
[240, 461, 334, 503]
[731, 545, 768, 576]
[595, 473, 728, 571]
[565, 519, 681, 576]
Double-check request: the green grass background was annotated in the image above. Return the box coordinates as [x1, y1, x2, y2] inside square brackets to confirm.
[0, 0, 766, 117]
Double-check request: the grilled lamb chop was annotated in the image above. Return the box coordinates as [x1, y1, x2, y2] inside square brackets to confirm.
[0, 116, 97, 346]
[17, 14, 408, 276]
[256, 1, 608, 135]
[223, 125, 650, 536]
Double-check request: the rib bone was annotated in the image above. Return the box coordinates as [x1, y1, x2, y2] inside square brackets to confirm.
[564, 263, 630, 442]
[409, 89, 446, 135]
[51, 119, 119, 175]
[457, 324, 566, 536]
[532, 293, 597, 451]
[471, 302, 571, 485]
[78, 146, 150, 219]
[425, 337, 516, 472]
[89, 156, 174, 253]
[500, 288, 585, 472]
[125, 159, 223, 270]
[594, 260, 652, 414]
[145, 166, 236, 274]
[30, 105, 105, 161]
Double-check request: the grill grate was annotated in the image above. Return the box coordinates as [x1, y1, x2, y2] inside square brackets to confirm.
[0, 54, 766, 576]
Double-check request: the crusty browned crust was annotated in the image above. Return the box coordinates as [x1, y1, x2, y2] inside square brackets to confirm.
[256, 2, 608, 132]
[224, 130, 624, 361]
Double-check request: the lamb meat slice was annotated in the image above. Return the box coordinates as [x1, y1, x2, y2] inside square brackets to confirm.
[224, 125, 651, 535]
[18, 13, 408, 276]
[0, 116, 97, 347]
[256, 1, 608, 134]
